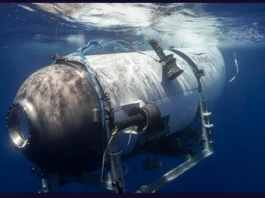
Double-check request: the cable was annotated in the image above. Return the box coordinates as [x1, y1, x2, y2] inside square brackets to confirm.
[108, 130, 132, 156]
[100, 127, 118, 182]
[100, 127, 133, 182]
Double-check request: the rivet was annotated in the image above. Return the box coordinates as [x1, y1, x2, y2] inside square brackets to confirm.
[6, 117, 8, 119]
[6, 125, 8, 128]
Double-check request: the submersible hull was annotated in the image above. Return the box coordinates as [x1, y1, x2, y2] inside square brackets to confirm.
[6, 47, 226, 173]
[87, 47, 225, 155]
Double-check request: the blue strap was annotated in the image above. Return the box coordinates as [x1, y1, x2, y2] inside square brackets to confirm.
[52, 35, 149, 141]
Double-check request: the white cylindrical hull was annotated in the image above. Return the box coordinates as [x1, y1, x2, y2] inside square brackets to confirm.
[85, 47, 226, 155]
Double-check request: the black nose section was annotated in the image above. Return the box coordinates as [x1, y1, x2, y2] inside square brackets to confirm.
[7, 61, 105, 173]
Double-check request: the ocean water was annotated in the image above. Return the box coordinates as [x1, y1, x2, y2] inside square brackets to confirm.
[0, 3, 265, 193]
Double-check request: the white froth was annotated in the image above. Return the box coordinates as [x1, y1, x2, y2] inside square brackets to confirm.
[35, 3, 265, 48]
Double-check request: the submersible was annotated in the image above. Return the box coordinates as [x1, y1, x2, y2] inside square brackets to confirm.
[6, 39, 226, 193]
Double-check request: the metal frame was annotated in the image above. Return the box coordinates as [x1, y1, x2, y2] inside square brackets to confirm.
[135, 93, 214, 193]
[134, 49, 215, 193]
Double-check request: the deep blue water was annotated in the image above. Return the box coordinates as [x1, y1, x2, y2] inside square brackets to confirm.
[0, 3, 265, 193]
